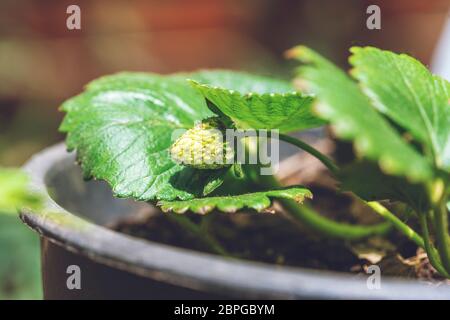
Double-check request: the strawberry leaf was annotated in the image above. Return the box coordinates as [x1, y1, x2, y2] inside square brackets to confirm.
[288, 46, 434, 183]
[338, 161, 428, 211]
[158, 186, 312, 214]
[349, 47, 450, 172]
[60, 72, 226, 201]
[61, 71, 311, 202]
[188, 70, 324, 132]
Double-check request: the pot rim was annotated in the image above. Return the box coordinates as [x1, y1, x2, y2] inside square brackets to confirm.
[20, 143, 450, 299]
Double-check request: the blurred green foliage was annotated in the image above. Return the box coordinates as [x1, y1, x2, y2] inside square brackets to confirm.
[0, 168, 41, 214]
[0, 89, 52, 302]
[0, 168, 42, 300]
[0, 215, 42, 299]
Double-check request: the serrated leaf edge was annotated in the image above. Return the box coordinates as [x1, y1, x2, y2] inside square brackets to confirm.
[157, 187, 313, 215]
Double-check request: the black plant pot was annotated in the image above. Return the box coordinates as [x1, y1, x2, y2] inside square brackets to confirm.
[20, 143, 450, 299]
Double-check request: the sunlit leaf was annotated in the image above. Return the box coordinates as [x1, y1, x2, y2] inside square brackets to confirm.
[158, 186, 312, 214]
[349, 47, 450, 172]
[189, 70, 324, 132]
[288, 46, 433, 183]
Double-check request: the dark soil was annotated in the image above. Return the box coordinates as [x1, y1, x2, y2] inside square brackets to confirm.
[112, 186, 361, 272]
[110, 150, 449, 285]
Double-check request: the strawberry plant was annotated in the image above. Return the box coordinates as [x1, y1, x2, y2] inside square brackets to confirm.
[60, 47, 450, 278]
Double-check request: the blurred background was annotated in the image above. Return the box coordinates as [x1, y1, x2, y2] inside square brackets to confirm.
[0, 0, 448, 299]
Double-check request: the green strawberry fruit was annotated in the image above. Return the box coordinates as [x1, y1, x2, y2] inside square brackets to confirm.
[170, 117, 234, 169]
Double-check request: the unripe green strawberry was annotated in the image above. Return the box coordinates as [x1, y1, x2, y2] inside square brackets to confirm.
[170, 118, 234, 169]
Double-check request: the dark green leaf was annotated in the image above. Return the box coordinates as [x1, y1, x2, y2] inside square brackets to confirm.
[60, 72, 226, 201]
[158, 186, 312, 214]
[349, 47, 450, 172]
[288, 46, 433, 183]
[338, 161, 428, 211]
[188, 70, 324, 132]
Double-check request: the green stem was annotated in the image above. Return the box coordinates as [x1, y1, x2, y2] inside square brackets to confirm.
[277, 133, 339, 175]
[275, 135, 432, 247]
[418, 212, 450, 278]
[282, 200, 391, 240]
[266, 135, 440, 250]
[435, 206, 450, 273]
[166, 213, 229, 256]
[430, 179, 450, 274]
[259, 174, 391, 240]
[367, 201, 424, 249]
